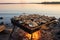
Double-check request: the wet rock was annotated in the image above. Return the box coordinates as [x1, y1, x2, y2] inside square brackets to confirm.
[0, 17, 3, 19]
[0, 22, 4, 25]
[0, 25, 6, 32]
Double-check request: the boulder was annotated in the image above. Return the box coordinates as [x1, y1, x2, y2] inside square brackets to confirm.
[0, 25, 5, 32]
[0, 17, 3, 19]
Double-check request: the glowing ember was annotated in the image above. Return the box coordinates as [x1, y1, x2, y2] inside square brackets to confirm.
[25, 30, 41, 40]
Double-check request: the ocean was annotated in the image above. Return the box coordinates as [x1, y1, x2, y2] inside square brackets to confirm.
[0, 4, 60, 24]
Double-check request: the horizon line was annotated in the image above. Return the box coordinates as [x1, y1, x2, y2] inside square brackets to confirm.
[0, 2, 60, 4]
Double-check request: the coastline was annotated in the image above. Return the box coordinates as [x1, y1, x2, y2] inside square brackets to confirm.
[0, 3, 60, 4]
[0, 14, 60, 40]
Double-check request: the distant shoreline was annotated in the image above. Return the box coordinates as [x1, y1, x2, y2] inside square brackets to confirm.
[0, 2, 60, 4]
[41, 2, 60, 4]
[0, 3, 40, 4]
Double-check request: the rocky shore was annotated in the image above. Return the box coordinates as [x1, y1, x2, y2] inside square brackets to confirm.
[0, 14, 60, 40]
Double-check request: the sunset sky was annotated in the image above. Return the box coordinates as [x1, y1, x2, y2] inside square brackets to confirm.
[0, 0, 60, 3]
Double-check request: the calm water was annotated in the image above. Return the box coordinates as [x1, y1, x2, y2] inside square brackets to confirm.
[0, 4, 60, 23]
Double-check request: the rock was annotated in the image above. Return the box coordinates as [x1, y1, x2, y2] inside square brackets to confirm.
[5, 29, 12, 33]
[0, 22, 4, 25]
[0, 25, 6, 32]
[0, 17, 3, 19]
[28, 22, 38, 27]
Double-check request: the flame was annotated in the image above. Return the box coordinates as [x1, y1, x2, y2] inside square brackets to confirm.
[25, 30, 41, 40]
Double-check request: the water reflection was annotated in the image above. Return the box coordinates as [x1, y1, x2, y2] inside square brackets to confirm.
[0, 4, 60, 18]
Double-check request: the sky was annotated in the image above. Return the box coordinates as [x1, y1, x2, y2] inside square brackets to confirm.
[0, 0, 60, 3]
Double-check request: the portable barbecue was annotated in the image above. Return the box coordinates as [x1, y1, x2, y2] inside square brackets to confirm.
[9, 14, 57, 40]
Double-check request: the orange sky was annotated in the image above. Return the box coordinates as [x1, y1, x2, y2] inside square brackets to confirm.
[0, 0, 60, 3]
